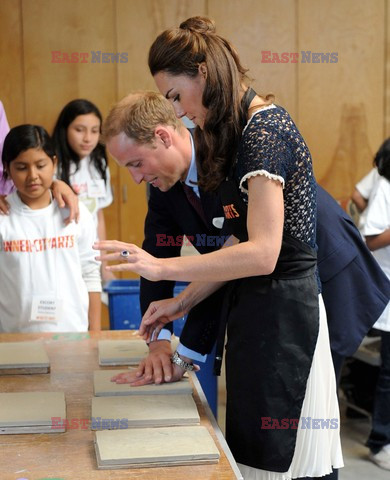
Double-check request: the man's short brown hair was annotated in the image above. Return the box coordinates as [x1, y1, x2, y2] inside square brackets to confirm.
[102, 91, 183, 145]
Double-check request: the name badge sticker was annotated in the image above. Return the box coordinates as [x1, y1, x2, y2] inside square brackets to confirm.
[30, 296, 63, 324]
[87, 179, 106, 198]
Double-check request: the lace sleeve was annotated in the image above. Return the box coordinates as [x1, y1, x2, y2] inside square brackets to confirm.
[237, 115, 289, 194]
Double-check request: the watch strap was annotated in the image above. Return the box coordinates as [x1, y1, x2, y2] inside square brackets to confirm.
[170, 350, 195, 371]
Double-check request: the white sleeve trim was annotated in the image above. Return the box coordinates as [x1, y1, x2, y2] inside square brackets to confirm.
[239, 169, 285, 194]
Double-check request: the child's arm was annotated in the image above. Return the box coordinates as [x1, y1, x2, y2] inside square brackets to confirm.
[51, 180, 80, 224]
[97, 209, 116, 282]
[77, 203, 102, 330]
[0, 195, 10, 215]
[365, 230, 390, 251]
[88, 292, 101, 330]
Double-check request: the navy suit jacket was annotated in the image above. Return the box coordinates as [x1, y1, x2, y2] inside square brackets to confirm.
[140, 181, 226, 354]
[317, 186, 390, 356]
[141, 180, 390, 358]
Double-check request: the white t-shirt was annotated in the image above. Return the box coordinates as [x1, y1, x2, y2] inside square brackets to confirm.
[361, 176, 390, 331]
[69, 156, 113, 230]
[356, 168, 380, 199]
[357, 168, 380, 232]
[0, 192, 101, 333]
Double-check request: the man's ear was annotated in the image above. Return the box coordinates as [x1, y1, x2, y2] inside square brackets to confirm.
[198, 62, 207, 79]
[155, 127, 172, 148]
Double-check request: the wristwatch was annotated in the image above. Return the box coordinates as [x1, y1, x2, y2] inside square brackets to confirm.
[170, 350, 195, 372]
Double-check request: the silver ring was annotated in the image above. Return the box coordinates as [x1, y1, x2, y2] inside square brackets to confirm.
[120, 250, 130, 258]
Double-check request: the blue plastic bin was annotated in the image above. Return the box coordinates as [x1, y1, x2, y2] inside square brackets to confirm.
[104, 279, 218, 417]
[104, 279, 142, 330]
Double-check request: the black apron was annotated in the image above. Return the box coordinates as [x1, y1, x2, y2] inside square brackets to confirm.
[218, 151, 319, 472]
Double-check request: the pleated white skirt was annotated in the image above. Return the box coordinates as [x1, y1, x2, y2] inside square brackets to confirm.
[237, 295, 344, 479]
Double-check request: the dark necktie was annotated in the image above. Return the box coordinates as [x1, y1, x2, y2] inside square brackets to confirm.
[182, 183, 207, 225]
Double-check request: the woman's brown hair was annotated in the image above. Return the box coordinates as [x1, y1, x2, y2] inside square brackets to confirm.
[149, 16, 252, 191]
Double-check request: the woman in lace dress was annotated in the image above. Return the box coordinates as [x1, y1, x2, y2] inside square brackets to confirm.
[95, 16, 343, 480]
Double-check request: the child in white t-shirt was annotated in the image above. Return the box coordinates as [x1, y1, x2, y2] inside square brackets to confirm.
[0, 124, 101, 332]
[352, 168, 380, 213]
[361, 137, 390, 470]
[52, 99, 115, 282]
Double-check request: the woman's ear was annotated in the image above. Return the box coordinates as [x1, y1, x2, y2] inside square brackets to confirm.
[52, 155, 58, 168]
[198, 62, 208, 79]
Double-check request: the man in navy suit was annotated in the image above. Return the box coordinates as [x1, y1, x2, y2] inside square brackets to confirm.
[103, 91, 390, 387]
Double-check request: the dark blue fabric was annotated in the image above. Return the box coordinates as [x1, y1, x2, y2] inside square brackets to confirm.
[237, 105, 317, 249]
[141, 178, 390, 360]
[140, 181, 225, 354]
[367, 331, 390, 453]
[317, 186, 390, 357]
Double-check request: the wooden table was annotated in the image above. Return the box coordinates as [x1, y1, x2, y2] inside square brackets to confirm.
[0, 331, 243, 480]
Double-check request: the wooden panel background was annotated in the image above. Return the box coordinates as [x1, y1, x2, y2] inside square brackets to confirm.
[298, 0, 386, 205]
[115, 0, 207, 249]
[0, 0, 389, 233]
[209, 0, 298, 118]
[20, 0, 121, 252]
[0, 0, 24, 127]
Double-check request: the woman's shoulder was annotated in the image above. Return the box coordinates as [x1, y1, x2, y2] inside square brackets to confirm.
[243, 104, 291, 133]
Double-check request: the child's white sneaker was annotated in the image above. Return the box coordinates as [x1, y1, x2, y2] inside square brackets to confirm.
[369, 443, 390, 470]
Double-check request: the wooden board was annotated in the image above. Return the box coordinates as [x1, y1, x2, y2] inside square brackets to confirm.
[91, 394, 199, 429]
[0, 331, 239, 479]
[0, 391, 66, 434]
[94, 370, 192, 396]
[98, 339, 149, 365]
[94, 425, 220, 469]
[98, 338, 179, 366]
[0, 341, 50, 374]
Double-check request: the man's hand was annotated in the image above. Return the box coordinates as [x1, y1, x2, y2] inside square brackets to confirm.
[110, 340, 198, 386]
[134, 340, 174, 385]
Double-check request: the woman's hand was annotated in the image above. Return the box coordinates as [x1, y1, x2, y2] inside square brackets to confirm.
[51, 180, 79, 224]
[0, 195, 10, 215]
[139, 297, 187, 342]
[93, 240, 165, 281]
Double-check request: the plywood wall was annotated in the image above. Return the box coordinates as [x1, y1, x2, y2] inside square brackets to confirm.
[0, 0, 389, 229]
[297, 0, 385, 205]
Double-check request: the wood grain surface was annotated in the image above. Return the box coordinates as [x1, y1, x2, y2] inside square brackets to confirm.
[0, 330, 239, 480]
